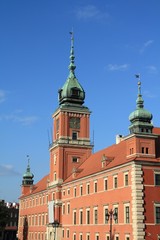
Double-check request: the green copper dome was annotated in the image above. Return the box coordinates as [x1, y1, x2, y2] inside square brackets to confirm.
[129, 81, 153, 134]
[58, 33, 85, 106]
[22, 156, 34, 186]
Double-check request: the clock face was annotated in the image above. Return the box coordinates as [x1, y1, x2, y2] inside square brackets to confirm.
[69, 117, 80, 129]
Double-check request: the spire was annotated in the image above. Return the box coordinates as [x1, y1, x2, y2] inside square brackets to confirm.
[58, 32, 85, 106]
[68, 31, 76, 78]
[22, 155, 34, 186]
[136, 80, 144, 109]
[129, 75, 153, 134]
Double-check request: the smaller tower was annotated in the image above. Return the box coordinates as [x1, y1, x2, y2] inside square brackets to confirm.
[21, 156, 34, 195]
[127, 77, 156, 158]
[129, 79, 153, 134]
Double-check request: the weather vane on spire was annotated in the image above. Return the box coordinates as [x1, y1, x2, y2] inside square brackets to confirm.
[135, 74, 141, 95]
[69, 30, 74, 47]
[26, 155, 30, 166]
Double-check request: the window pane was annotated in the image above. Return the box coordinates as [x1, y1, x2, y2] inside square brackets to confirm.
[155, 174, 160, 186]
[156, 207, 160, 223]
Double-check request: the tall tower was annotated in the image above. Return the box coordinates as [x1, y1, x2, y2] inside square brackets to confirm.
[49, 33, 93, 185]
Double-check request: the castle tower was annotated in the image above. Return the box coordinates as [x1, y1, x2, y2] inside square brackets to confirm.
[49, 33, 93, 185]
[129, 80, 153, 134]
[21, 156, 34, 195]
[127, 77, 156, 158]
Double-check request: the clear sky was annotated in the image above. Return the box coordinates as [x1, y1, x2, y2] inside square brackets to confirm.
[0, 0, 160, 202]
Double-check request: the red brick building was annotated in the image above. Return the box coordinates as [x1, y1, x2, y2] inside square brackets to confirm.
[18, 36, 160, 240]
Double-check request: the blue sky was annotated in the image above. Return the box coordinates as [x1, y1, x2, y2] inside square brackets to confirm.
[0, 0, 160, 202]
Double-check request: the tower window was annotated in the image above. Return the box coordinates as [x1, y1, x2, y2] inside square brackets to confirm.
[146, 147, 149, 154]
[142, 147, 144, 153]
[56, 119, 59, 132]
[72, 132, 78, 140]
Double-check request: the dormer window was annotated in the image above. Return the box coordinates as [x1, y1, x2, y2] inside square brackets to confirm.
[72, 157, 79, 163]
[71, 87, 80, 98]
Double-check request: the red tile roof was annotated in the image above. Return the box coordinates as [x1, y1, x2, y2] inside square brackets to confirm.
[64, 139, 127, 183]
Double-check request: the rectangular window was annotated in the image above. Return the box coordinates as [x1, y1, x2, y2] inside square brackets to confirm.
[86, 209, 90, 224]
[80, 185, 83, 196]
[114, 207, 118, 224]
[87, 183, 90, 194]
[142, 147, 144, 153]
[56, 119, 59, 132]
[125, 206, 130, 223]
[74, 187, 77, 197]
[124, 174, 129, 186]
[73, 233, 76, 240]
[54, 172, 57, 181]
[62, 229, 64, 238]
[63, 204, 65, 215]
[95, 235, 99, 240]
[106, 236, 109, 240]
[67, 203, 70, 214]
[114, 176, 118, 188]
[104, 178, 108, 190]
[73, 211, 76, 225]
[155, 173, 160, 186]
[80, 234, 82, 240]
[125, 237, 130, 240]
[86, 234, 90, 240]
[104, 208, 109, 224]
[94, 209, 98, 224]
[155, 206, 160, 224]
[72, 157, 78, 163]
[72, 132, 78, 140]
[146, 147, 149, 154]
[67, 229, 69, 238]
[80, 210, 83, 225]
[94, 181, 98, 193]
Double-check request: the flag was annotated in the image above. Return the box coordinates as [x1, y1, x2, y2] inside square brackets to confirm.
[135, 74, 140, 78]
